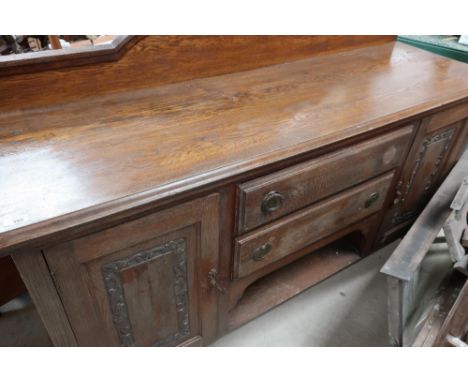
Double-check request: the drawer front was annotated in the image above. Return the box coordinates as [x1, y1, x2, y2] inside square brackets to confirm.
[235, 172, 394, 278]
[237, 126, 413, 233]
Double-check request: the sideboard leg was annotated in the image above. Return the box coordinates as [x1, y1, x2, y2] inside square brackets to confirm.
[12, 250, 77, 346]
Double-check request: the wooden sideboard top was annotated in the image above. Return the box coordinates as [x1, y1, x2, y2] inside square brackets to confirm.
[1, 40, 468, 253]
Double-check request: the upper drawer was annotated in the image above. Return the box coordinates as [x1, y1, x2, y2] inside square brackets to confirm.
[234, 172, 394, 279]
[237, 126, 413, 233]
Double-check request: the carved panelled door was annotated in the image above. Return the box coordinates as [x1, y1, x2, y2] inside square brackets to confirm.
[380, 106, 468, 241]
[43, 194, 220, 346]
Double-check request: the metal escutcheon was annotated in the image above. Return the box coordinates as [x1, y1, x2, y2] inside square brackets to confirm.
[261, 191, 285, 213]
[252, 242, 272, 261]
[365, 192, 379, 208]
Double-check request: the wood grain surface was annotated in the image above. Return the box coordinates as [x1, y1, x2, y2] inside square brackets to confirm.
[0, 36, 394, 110]
[43, 194, 220, 346]
[1, 40, 468, 254]
[235, 173, 394, 278]
[12, 250, 77, 346]
[237, 126, 413, 232]
[228, 243, 361, 330]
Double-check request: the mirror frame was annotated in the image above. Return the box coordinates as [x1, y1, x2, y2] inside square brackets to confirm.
[0, 35, 140, 76]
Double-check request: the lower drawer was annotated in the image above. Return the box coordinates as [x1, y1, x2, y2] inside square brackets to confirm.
[234, 172, 394, 278]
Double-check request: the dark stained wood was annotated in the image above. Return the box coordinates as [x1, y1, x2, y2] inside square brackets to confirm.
[235, 173, 393, 278]
[3, 37, 468, 347]
[379, 112, 468, 240]
[382, 149, 468, 281]
[215, 185, 237, 337]
[12, 250, 77, 346]
[225, 214, 381, 319]
[425, 101, 468, 133]
[199, 193, 222, 340]
[445, 119, 468, 175]
[42, 194, 220, 346]
[237, 126, 413, 233]
[0, 256, 26, 306]
[1, 42, 468, 255]
[228, 243, 361, 331]
[401, 123, 459, 210]
[0, 36, 395, 109]
[118, 244, 182, 345]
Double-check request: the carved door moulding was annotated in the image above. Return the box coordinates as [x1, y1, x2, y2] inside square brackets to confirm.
[391, 127, 456, 226]
[102, 238, 190, 347]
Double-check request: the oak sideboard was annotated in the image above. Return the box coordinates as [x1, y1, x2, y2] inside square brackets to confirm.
[1, 36, 468, 346]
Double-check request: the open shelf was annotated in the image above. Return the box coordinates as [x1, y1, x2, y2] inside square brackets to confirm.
[228, 241, 361, 330]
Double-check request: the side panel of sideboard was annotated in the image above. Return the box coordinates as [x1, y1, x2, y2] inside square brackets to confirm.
[378, 102, 468, 244]
[40, 194, 220, 346]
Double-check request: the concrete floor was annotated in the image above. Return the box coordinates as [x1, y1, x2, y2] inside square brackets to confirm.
[0, 242, 399, 347]
[0, 294, 52, 346]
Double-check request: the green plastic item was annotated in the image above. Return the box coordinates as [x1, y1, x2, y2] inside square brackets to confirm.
[398, 35, 468, 64]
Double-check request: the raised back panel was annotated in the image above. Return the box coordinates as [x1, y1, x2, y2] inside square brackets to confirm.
[0, 36, 395, 113]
